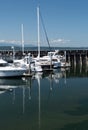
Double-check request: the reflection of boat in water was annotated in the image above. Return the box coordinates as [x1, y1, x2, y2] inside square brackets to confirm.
[0, 78, 29, 95]
[0, 85, 17, 94]
[0, 78, 27, 86]
[0, 76, 29, 95]
[47, 70, 62, 84]
[0, 77, 33, 113]
[33, 72, 43, 80]
[46, 68, 67, 84]
[0, 85, 12, 94]
[0, 74, 32, 110]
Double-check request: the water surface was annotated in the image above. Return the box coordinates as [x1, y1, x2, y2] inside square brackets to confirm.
[0, 64, 88, 130]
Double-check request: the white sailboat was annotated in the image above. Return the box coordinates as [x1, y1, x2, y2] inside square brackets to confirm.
[30, 6, 43, 72]
[33, 6, 52, 69]
[33, 6, 65, 69]
[34, 6, 71, 69]
[13, 23, 42, 73]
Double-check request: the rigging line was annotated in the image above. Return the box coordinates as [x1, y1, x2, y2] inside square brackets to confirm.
[39, 11, 51, 51]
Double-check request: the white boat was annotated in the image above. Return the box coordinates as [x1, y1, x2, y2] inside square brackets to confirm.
[45, 50, 71, 68]
[13, 22, 43, 73]
[0, 59, 27, 77]
[31, 60, 43, 72]
[14, 55, 31, 69]
[14, 55, 43, 73]
[42, 51, 61, 68]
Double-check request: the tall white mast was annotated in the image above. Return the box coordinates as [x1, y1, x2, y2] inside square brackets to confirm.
[21, 24, 24, 55]
[37, 6, 40, 58]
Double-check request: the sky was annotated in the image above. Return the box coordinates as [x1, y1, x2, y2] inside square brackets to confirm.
[0, 0, 88, 47]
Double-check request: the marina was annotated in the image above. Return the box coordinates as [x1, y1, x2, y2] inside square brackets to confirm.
[0, 0, 88, 129]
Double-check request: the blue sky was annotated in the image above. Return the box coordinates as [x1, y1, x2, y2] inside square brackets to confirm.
[0, 0, 88, 47]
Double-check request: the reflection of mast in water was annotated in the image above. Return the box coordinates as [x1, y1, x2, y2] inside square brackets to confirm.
[22, 77, 32, 101]
[22, 86, 25, 114]
[22, 77, 32, 114]
[27, 78, 32, 101]
[63, 69, 67, 85]
[28, 85, 31, 100]
[74, 63, 76, 74]
[79, 62, 82, 74]
[85, 63, 88, 74]
[46, 73, 53, 101]
[38, 75, 41, 129]
[65, 71, 67, 84]
[35, 73, 42, 129]
[49, 73, 53, 91]
[12, 88, 15, 104]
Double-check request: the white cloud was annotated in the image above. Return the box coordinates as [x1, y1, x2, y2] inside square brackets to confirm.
[50, 38, 70, 44]
[0, 40, 21, 44]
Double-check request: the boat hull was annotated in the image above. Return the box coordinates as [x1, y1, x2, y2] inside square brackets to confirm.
[0, 67, 27, 77]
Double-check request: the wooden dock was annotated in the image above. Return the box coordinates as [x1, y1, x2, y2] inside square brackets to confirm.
[0, 48, 88, 66]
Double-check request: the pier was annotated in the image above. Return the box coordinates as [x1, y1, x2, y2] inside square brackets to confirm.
[0, 48, 88, 65]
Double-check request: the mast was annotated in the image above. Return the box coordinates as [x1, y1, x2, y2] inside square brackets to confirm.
[21, 24, 24, 55]
[37, 6, 40, 58]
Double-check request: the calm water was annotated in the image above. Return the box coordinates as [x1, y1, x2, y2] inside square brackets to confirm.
[0, 64, 88, 130]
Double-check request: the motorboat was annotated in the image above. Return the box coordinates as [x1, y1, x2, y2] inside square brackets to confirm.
[43, 50, 71, 68]
[14, 55, 43, 73]
[0, 59, 27, 77]
[35, 51, 61, 69]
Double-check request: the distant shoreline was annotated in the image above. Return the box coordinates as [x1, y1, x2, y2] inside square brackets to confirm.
[0, 46, 88, 51]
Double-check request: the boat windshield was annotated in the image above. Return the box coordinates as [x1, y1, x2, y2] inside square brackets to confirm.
[0, 59, 8, 67]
